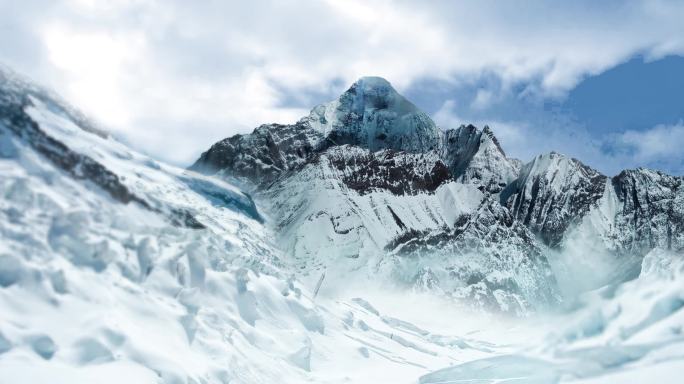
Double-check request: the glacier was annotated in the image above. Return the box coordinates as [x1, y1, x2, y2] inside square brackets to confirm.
[1, 67, 683, 384]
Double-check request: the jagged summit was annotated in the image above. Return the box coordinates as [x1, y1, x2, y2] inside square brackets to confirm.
[501, 152, 607, 246]
[190, 76, 517, 190]
[441, 124, 520, 193]
[191, 76, 449, 183]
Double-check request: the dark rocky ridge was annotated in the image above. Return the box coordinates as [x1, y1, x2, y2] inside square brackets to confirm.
[191, 122, 323, 185]
[191, 78, 520, 196]
[323, 146, 452, 195]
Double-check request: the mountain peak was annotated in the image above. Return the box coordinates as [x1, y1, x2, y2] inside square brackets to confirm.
[354, 75, 393, 88]
[301, 76, 441, 153]
[350, 76, 396, 98]
[340, 76, 408, 113]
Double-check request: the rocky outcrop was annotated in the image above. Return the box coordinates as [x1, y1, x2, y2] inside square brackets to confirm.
[500, 152, 607, 247]
[609, 168, 683, 253]
[323, 146, 451, 195]
[190, 122, 323, 185]
[441, 125, 521, 193]
[500, 153, 684, 255]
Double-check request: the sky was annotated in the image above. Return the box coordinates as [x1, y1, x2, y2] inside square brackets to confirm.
[1, 0, 683, 175]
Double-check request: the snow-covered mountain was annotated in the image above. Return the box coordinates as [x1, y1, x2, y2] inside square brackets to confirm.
[1, 67, 514, 384]
[2, 68, 684, 384]
[192, 76, 684, 313]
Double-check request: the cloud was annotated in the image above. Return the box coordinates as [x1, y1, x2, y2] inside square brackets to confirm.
[1, 0, 683, 165]
[607, 122, 684, 174]
[434, 99, 602, 163]
[435, 98, 684, 176]
[433, 98, 631, 175]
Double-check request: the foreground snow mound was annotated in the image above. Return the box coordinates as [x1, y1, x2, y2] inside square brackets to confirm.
[421, 248, 684, 384]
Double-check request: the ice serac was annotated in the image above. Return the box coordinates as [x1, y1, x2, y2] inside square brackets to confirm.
[0, 68, 326, 383]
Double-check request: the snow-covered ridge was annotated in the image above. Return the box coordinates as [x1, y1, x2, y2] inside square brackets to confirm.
[502, 151, 684, 256]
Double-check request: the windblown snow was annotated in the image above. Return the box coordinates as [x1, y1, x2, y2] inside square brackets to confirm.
[1, 68, 683, 384]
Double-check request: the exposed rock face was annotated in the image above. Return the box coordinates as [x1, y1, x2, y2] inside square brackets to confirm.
[192, 76, 684, 312]
[323, 146, 451, 196]
[441, 125, 520, 193]
[500, 153, 684, 256]
[190, 122, 323, 185]
[609, 169, 684, 253]
[500, 152, 607, 247]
